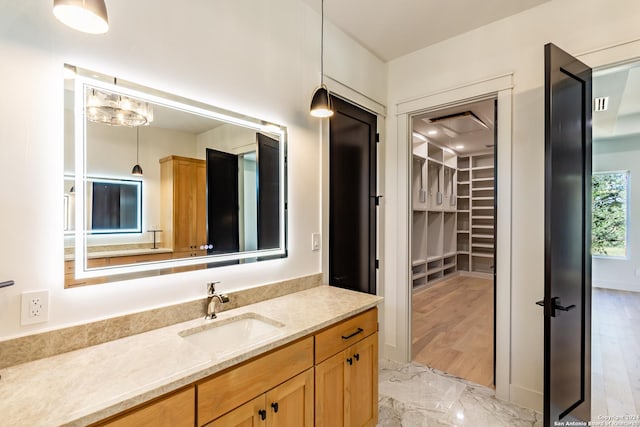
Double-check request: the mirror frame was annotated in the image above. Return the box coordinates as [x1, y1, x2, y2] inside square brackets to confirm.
[68, 66, 288, 282]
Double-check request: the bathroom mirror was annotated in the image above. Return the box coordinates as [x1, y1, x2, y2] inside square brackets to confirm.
[64, 66, 287, 287]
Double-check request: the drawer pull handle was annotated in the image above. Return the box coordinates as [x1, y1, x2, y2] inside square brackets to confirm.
[259, 409, 267, 420]
[271, 402, 279, 413]
[347, 357, 353, 365]
[354, 353, 360, 361]
[341, 327, 364, 340]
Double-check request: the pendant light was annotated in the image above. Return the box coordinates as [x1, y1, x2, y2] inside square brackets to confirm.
[53, 0, 109, 35]
[309, 0, 334, 118]
[131, 127, 143, 176]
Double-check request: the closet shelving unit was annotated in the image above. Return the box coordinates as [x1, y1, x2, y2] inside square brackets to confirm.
[411, 139, 458, 289]
[457, 152, 495, 276]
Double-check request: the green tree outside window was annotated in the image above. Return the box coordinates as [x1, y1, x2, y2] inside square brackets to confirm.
[592, 172, 628, 257]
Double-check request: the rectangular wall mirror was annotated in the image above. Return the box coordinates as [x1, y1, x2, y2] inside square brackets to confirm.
[64, 65, 287, 287]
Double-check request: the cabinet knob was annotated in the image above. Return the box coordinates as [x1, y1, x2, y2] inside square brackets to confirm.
[271, 402, 279, 413]
[258, 409, 267, 420]
[354, 353, 360, 362]
[347, 357, 353, 366]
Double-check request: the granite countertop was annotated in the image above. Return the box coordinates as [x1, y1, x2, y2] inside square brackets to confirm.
[0, 286, 382, 427]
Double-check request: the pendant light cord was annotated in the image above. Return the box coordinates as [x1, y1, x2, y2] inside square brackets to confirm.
[320, 0, 324, 85]
[136, 127, 140, 163]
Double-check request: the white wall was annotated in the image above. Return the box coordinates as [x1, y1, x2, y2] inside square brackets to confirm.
[593, 136, 640, 292]
[384, 0, 640, 411]
[0, 0, 386, 338]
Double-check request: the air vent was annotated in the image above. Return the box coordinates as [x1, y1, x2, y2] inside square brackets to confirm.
[422, 111, 488, 134]
[594, 97, 609, 112]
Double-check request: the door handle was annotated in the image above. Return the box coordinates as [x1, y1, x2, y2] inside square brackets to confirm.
[536, 297, 576, 317]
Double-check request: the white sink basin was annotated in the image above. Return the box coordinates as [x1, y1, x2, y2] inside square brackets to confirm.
[179, 313, 285, 358]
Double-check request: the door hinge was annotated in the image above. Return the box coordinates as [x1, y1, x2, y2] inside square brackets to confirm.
[375, 133, 380, 143]
[375, 195, 383, 205]
[375, 259, 379, 269]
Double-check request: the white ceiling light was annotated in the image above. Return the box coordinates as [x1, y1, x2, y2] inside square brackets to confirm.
[86, 88, 154, 127]
[412, 132, 427, 142]
[455, 144, 465, 149]
[427, 129, 438, 135]
[53, 0, 109, 35]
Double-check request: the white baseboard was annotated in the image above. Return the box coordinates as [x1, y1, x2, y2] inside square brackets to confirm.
[509, 384, 543, 413]
[592, 280, 640, 293]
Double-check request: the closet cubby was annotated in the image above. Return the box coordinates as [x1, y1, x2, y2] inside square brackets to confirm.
[443, 167, 457, 210]
[457, 211, 469, 231]
[412, 157, 428, 210]
[428, 144, 443, 162]
[443, 213, 456, 256]
[458, 156, 470, 170]
[412, 212, 427, 263]
[457, 254, 470, 271]
[427, 161, 443, 210]
[456, 232, 470, 252]
[427, 212, 443, 260]
[471, 153, 493, 168]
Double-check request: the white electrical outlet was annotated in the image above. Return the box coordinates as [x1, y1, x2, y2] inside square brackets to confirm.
[312, 233, 321, 251]
[21, 290, 49, 325]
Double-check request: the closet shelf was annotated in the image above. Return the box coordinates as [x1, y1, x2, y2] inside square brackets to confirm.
[472, 225, 494, 229]
[412, 272, 427, 280]
[472, 215, 494, 219]
[472, 197, 494, 200]
[427, 255, 442, 262]
[472, 234, 493, 238]
[472, 243, 494, 248]
[473, 186, 494, 191]
[426, 267, 441, 275]
[472, 165, 494, 170]
[457, 230, 470, 234]
[442, 262, 456, 270]
[471, 177, 494, 182]
[412, 259, 426, 267]
[471, 253, 494, 258]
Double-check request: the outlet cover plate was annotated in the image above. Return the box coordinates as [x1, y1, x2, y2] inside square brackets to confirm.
[21, 290, 49, 325]
[312, 233, 321, 251]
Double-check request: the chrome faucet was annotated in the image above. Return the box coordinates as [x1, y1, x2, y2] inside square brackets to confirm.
[205, 281, 229, 320]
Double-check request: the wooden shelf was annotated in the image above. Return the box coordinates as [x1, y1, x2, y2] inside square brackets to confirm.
[472, 197, 494, 200]
[412, 259, 427, 267]
[472, 243, 494, 248]
[472, 253, 494, 258]
[426, 267, 441, 275]
[471, 177, 494, 182]
[472, 165, 494, 170]
[457, 250, 470, 255]
[472, 215, 494, 219]
[472, 234, 493, 238]
[472, 225, 494, 229]
[457, 230, 470, 234]
[427, 255, 442, 262]
[442, 262, 456, 270]
[412, 272, 427, 280]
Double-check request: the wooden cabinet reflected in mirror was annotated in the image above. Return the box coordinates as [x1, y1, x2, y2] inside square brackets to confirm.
[64, 66, 287, 287]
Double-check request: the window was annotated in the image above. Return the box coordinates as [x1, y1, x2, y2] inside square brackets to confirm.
[592, 171, 628, 257]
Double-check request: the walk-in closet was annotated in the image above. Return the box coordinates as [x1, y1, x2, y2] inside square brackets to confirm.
[410, 99, 496, 387]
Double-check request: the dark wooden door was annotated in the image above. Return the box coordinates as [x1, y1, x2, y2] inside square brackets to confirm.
[206, 148, 240, 255]
[542, 43, 592, 425]
[256, 133, 280, 250]
[329, 97, 377, 295]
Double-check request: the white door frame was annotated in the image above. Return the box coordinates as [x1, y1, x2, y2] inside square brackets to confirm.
[393, 73, 513, 402]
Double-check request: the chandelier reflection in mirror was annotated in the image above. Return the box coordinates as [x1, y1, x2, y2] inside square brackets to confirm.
[86, 88, 154, 127]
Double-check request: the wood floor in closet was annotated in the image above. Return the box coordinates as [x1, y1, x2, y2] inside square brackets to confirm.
[412, 275, 494, 388]
[592, 287, 640, 417]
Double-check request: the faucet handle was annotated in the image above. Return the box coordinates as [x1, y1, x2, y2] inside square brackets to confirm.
[207, 281, 221, 295]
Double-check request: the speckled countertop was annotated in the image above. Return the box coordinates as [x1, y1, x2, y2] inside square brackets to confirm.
[0, 286, 382, 427]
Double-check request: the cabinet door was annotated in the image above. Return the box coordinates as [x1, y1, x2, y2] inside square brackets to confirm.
[315, 351, 345, 427]
[266, 369, 314, 427]
[99, 387, 194, 427]
[207, 395, 266, 427]
[194, 161, 207, 250]
[173, 160, 196, 252]
[346, 333, 378, 427]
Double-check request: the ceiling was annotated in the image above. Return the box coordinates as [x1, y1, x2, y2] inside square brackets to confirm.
[593, 61, 640, 140]
[302, 0, 551, 61]
[412, 99, 495, 155]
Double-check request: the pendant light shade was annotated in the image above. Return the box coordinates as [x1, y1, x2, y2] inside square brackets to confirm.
[310, 84, 334, 118]
[53, 0, 109, 35]
[132, 127, 143, 176]
[309, 0, 333, 118]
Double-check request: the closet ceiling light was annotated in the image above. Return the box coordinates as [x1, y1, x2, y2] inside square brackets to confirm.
[86, 89, 154, 127]
[427, 130, 438, 135]
[53, 0, 109, 35]
[412, 132, 427, 142]
[455, 144, 465, 149]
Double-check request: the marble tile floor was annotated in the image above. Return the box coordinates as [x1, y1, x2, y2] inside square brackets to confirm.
[378, 360, 542, 427]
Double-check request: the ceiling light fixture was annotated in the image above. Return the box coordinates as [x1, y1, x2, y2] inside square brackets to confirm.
[131, 127, 143, 176]
[455, 144, 465, 149]
[53, 0, 109, 35]
[427, 130, 438, 135]
[86, 87, 154, 127]
[412, 132, 427, 142]
[309, 0, 333, 118]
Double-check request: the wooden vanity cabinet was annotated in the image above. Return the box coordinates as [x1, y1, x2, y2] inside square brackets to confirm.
[160, 155, 207, 257]
[315, 308, 379, 427]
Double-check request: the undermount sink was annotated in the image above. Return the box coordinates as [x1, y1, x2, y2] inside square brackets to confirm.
[179, 313, 285, 358]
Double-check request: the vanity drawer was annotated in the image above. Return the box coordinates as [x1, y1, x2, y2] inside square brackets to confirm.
[197, 336, 314, 426]
[315, 307, 377, 363]
[96, 386, 194, 427]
